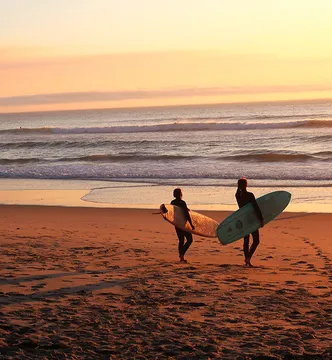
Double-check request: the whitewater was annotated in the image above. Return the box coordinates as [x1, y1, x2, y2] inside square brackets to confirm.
[1, 99, 332, 210]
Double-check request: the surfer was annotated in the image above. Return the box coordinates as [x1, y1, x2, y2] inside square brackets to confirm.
[235, 178, 264, 267]
[171, 188, 195, 263]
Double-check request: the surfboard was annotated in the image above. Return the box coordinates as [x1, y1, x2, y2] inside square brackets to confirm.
[159, 204, 218, 238]
[217, 191, 291, 245]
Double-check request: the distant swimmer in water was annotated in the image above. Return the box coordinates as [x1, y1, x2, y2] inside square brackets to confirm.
[235, 178, 264, 267]
[171, 188, 195, 263]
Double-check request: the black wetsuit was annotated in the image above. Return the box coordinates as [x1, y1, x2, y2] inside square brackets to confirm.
[235, 190, 263, 260]
[171, 198, 193, 258]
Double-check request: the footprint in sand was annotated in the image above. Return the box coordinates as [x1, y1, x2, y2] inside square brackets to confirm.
[291, 260, 307, 265]
[261, 256, 273, 261]
[306, 263, 317, 270]
[315, 285, 328, 289]
[285, 280, 298, 285]
[31, 283, 46, 290]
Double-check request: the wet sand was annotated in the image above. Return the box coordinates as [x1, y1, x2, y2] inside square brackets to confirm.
[0, 205, 331, 359]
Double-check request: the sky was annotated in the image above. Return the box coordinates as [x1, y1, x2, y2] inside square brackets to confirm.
[1, 0, 332, 112]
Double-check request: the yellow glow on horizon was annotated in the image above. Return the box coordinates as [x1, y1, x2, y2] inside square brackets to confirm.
[1, 91, 332, 114]
[1, 51, 332, 96]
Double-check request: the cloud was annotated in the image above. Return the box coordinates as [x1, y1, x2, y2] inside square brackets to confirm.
[2, 49, 331, 71]
[1, 85, 332, 107]
[0, 50, 217, 70]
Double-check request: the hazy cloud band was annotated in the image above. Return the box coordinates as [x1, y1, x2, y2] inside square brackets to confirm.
[1, 85, 332, 106]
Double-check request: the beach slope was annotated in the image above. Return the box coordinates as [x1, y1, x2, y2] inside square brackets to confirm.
[0, 205, 331, 359]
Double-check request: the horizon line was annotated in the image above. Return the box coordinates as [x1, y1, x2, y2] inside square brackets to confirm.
[1, 97, 331, 116]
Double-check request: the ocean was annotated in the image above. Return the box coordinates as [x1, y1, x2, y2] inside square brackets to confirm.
[1, 99, 332, 211]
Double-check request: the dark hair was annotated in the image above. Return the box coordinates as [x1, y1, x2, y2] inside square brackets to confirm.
[237, 177, 247, 189]
[173, 188, 182, 199]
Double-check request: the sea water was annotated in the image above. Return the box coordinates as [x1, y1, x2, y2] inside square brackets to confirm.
[0, 99, 331, 211]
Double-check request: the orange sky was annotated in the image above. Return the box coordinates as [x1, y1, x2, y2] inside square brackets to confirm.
[1, 0, 332, 112]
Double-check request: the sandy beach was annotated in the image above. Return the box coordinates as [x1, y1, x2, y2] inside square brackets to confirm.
[0, 205, 331, 359]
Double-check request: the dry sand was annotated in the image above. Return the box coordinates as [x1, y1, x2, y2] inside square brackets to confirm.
[0, 205, 331, 359]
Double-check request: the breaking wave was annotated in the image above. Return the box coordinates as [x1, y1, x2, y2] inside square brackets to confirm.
[1, 119, 332, 135]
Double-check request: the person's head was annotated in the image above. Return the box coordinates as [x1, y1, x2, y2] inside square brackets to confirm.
[237, 177, 248, 191]
[173, 188, 182, 199]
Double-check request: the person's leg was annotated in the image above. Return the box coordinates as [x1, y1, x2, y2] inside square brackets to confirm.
[176, 228, 185, 261]
[245, 230, 260, 267]
[249, 230, 260, 259]
[182, 232, 193, 258]
[243, 235, 250, 265]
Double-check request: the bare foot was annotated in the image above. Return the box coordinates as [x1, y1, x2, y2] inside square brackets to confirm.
[245, 258, 254, 267]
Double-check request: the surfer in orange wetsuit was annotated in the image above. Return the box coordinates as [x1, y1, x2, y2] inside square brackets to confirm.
[235, 178, 264, 267]
[171, 188, 195, 263]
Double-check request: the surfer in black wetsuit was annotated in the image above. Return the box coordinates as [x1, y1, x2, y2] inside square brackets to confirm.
[171, 188, 195, 263]
[235, 178, 264, 267]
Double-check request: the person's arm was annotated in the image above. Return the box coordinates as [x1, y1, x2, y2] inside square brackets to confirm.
[235, 193, 241, 208]
[250, 194, 264, 227]
[182, 201, 195, 230]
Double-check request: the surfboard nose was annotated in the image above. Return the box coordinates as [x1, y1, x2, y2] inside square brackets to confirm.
[160, 204, 168, 213]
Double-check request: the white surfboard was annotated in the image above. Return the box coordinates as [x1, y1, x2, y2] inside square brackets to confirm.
[159, 204, 218, 238]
